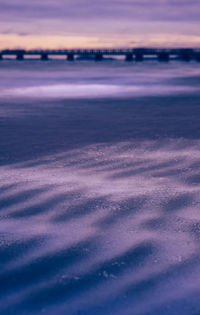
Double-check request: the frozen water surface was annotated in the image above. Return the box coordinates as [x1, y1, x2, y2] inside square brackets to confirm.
[0, 60, 200, 314]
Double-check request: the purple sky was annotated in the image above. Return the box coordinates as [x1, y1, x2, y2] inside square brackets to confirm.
[0, 0, 200, 49]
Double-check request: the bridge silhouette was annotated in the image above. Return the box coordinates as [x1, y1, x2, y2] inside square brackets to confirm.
[0, 48, 200, 62]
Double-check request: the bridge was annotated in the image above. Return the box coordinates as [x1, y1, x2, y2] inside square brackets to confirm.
[0, 48, 200, 62]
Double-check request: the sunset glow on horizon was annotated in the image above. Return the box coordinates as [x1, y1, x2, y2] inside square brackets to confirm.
[1, 33, 200, 50]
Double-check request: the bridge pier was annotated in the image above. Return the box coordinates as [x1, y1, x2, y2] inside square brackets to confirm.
[158, 52, 169, 62]
[179, 50, 191, 62]
[41, 53, 49, 61]
[67, 53, 74, 61]
[16, 52, 24, 60]
[195, 52, 200, 62]
[95, 53, 103, 61]
[125, 53, 133, 62]
[135, 52, 143, 62]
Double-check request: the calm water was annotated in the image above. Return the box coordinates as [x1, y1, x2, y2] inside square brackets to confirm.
[0, 60, 200, 314]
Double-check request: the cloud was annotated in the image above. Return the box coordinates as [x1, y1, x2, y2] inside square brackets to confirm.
[0, 0, 200, 22]
[0, 0, 199, 48]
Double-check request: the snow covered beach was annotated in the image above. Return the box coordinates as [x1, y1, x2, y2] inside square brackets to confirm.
[0, 61, 200, 314]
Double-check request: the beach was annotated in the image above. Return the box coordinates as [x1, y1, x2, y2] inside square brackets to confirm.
[1, 60, 200, 314]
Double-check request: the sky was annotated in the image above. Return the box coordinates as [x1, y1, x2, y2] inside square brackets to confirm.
[0, 0, 200, 49]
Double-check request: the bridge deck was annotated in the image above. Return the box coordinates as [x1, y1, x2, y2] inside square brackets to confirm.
[0, 48, 200, 61]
